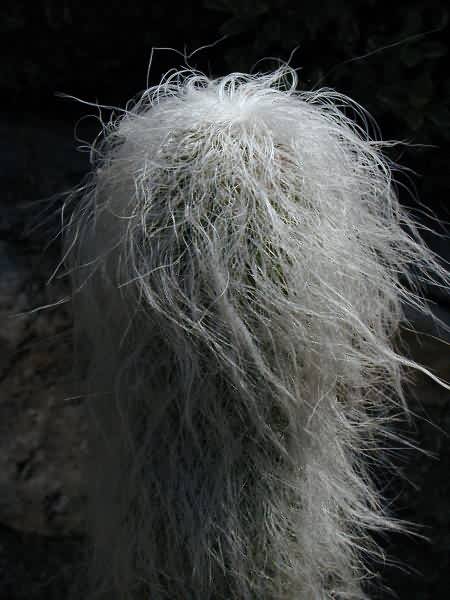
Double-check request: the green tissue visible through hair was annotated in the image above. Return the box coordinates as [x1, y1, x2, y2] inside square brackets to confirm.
[60, 63, 450, 599]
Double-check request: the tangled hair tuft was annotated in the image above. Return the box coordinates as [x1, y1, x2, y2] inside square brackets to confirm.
[63, 64, 449, 599]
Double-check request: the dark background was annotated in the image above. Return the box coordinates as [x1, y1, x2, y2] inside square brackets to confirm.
[1, 1, 449, 598]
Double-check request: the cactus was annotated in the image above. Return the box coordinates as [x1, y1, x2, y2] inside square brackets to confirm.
[62, 65, 450, 599]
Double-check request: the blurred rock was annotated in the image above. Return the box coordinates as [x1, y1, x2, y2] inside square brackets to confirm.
[0, 240, 87, 536]
[0, 115, 90, 537]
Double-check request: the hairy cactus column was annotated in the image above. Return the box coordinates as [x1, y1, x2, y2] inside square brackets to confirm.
[63, 66, 450, 599]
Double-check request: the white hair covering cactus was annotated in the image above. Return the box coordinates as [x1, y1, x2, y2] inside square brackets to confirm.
[62, 65, 450, 599]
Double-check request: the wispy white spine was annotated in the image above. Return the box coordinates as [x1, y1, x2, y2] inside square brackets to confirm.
[64, 65, 450, 599]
